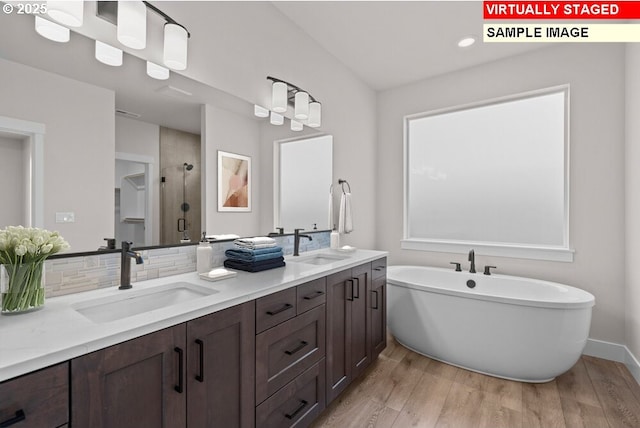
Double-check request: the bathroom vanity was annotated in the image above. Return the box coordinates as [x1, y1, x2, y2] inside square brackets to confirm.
[0, 249, 386, 428]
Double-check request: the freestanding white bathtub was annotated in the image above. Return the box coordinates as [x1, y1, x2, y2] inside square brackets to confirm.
[387, 265, 595, 383]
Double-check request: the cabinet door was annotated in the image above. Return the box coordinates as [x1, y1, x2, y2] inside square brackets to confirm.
[186, 301, 255, 428]
[350, 263, 372, 380]
[325, 268, 352, 404]
[371, 275, 387, 358]
[71, 325, 187, 428]
[0, 363, 68, 428]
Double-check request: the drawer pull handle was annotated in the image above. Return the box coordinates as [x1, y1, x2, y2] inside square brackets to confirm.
[353, 277, 360, 299]
[0, 409, 25, 427]
[285, 399, 309, 420]
[266, 303, 293, 316]
[174, 347, 184, 393]
[285, 340, 308, 356]
[195, 339, 204, 383]
[347, 279, 354, 301]
[374, 266, 385, 271]
[372, 290, 379, 310]
[303, 290, 325, 300]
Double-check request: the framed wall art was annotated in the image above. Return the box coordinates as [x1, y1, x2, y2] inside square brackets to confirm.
[218, 151, 251, 212]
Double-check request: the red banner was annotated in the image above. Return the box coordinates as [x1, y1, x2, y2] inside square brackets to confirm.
[484, 1, 640, 19]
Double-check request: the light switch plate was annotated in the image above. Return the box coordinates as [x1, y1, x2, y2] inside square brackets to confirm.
[55, 212, 75, 223]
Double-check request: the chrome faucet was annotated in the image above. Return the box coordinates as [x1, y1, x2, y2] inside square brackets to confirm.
[293, 229, 313, 256]
[468, 249, 476, 274]
[119, 241, 143, 290]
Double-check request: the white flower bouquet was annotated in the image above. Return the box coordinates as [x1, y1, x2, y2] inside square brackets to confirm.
[0, 226, 70, 313]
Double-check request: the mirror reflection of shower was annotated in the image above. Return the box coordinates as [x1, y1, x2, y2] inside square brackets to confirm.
[179, 162, 194, 242]
[159, 127, 201, 245]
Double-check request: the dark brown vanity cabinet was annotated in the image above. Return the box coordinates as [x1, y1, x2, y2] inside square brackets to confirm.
[71, 324, 187, 428]
[255, 278, 327, 427]
[326, 258, 387, 405]
[71, 301, 255, 428]
[0, 362, 69, 428]
[371, 259, 387, 359]
[186, 301, 255, 428]
[4, 255, 387, 428]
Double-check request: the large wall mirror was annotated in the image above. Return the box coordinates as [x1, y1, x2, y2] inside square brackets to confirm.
[403, 85, 573, 262]
[274, 135, 333, 232]
[0, 11, 258, 253]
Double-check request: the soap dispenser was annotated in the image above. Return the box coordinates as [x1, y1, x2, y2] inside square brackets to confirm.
[197, 232, 212, 274]
[330, 227, 340, 249]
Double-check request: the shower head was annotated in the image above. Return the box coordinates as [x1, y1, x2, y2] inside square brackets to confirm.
[184, 163, 194, 171]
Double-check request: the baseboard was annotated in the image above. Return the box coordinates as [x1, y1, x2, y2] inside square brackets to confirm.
[583, 338, 640, 386]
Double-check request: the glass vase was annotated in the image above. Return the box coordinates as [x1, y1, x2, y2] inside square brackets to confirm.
[1, 261, 46, 314]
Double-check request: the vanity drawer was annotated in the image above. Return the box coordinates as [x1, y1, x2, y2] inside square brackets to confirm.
[296, 278, 326, 315]
[256, 359, 326, 428]
[256, 305, 325, 404]
[371, 257, 387, 280]
[256, 287, 297, 333]
[0, 363, 69, 428]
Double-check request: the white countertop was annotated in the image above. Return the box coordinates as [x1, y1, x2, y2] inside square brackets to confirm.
[0, 248, 386, 382]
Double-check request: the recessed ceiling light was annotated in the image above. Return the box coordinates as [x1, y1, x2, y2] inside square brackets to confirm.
[458, 36, 476, 48]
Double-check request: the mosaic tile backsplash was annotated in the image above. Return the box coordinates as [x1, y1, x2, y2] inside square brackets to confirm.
[45, 231, 331, 298]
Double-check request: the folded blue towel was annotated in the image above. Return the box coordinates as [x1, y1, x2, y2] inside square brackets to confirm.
[225, 247, 283, 262]
[224, 257, 286, 273]
[231, 246, 283, 255]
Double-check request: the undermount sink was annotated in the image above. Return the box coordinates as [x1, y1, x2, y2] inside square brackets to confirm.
[290, 253, 351, 265]
[72, 282, 218, 324]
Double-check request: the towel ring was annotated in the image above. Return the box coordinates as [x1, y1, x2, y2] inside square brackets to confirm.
[338, 179, 351, 193]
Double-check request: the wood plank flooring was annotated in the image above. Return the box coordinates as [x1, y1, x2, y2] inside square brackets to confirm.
[311, 336, 640, 428]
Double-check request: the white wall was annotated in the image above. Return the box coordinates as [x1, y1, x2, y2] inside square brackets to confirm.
[0, 58, 114, 253]
[625, 44, 640, 364]
[115, 116, 160, 245]
[377, 44, 626, 344]
[202, 104, 262, 238]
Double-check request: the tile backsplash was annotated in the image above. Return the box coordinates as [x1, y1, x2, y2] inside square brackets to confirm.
[45, 231, 330, 298]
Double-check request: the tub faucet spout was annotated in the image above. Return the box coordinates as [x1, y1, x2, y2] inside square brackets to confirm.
[468, 249, 476, 274]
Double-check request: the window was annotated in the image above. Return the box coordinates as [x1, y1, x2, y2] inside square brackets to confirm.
[403, 86, 573, 261]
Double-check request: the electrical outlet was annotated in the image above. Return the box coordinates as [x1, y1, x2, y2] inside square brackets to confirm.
[55, 212, 75, 223]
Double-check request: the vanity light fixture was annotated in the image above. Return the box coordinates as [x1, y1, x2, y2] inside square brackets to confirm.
[47, 0, 84, 27]
[35, 16, 70, 43]
[254, 105, 270, 118]
[294, 91, 309, 120]
[271, 81, 288, 113]
[95, 40, 123, 66]
[270, 111, 284, 126]
[146, 61, 169, 80]
[163, 22, 188, 70]
[307, 101, 322, 128]
[117, 0, 147, 50]
[290, 120, 303, 131]
[264, 76, 322, 129]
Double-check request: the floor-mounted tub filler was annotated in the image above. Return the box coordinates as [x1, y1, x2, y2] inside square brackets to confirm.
[387, 265, 595, 383]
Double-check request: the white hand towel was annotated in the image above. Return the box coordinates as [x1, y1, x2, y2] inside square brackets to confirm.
[338, 192, 353, 234]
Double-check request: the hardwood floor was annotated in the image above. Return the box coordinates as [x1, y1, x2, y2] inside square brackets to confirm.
[311, 336, 640, 428]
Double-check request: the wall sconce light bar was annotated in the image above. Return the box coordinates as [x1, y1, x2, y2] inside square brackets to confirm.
[266, 76, 321, 128]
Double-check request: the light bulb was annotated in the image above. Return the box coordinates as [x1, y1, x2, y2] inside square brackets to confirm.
[95, 41, 123, 67]
[118, 0, 147, 50]
[35, 16, 70, 42]
[163, 23, 188, 70]
[47, 0, 84, 27]
[308, 102, 322, 128]
[294, 91, 309, 120]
